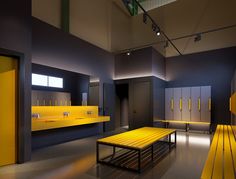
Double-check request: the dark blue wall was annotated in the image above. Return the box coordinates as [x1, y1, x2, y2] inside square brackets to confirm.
[0, 0, 32, 162]
[31, 64, 105, 150]
[166, 47, 236, 125]
[32, 124, 102, 150]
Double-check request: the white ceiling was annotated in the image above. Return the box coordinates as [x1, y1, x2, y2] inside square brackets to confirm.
[32, 0, 236, 57]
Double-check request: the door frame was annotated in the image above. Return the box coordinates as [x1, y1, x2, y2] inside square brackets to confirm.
[0, 47, 29, 164]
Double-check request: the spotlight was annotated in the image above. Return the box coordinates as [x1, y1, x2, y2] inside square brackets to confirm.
[194, 34, 201, 42]
[127, 51, 131, 56]
[143, 13, 147, 24]
[156, 31, 161, 36]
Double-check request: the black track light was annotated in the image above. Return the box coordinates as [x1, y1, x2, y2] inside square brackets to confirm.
[143, 13, 147, 24]
[127, 51, 131, 56]
[152, 23, 157, 32]
[194, 34, 201, 42]
[152, 23, 161, 36]
[164, 41, 169, 48]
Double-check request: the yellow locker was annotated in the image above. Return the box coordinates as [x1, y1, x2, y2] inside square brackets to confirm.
[0, 56, 17, 166]
[231, 92, 236, 115]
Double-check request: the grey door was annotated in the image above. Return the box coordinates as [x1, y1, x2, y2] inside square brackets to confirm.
[191, 87, 201, 122]
[182, 87, 191, 121]
[131, 81, 151, 129]
[200, 86, 211, 122]
[165, 88, 174, 120]
[103, 83, 115, 132]
[173, 88, 182, 121]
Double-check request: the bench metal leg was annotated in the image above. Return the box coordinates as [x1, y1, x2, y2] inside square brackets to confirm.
[138, 150, 141, 173]
[169, 134, 171, 150]
[175, 131, 177, 146]
[96, 142, 100, 163]
[110, 146, 116, 160]
[151, 145, 154, 161]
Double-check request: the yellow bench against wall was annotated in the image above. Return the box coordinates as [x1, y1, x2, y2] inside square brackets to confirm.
[154, 119, 211, 132]
[154, 119, 210, 125]
[32, 106, 110, 131]
[201, 125, 236, 179]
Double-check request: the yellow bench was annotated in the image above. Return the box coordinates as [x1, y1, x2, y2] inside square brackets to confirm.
[97, 127, 176, 172]
[154, 119, 211, 132]
[201, 125, 236, 179]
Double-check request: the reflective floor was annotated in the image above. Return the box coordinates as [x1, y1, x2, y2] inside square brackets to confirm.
[0, 130, 211, 179]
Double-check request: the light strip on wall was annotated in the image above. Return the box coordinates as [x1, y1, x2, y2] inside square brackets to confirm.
[113, 74, 166, 81]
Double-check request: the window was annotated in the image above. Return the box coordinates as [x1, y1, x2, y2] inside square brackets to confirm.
[32, 74, 48, 87]
[48, 76, 63, 88]
[32, 73, 63, 88]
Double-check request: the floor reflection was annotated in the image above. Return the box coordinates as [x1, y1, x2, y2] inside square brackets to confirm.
[0, 131, 211, 179]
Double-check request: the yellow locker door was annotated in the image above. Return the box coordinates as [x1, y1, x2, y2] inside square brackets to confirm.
[0, 56, 17, 166]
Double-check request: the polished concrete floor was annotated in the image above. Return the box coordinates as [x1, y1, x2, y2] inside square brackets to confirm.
[0, 129, 211, 179]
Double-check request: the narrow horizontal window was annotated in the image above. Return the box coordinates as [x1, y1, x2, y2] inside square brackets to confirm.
[32, 74, 48, 87]
[32, 73, 63, 88]
[48, 76, 63, 88]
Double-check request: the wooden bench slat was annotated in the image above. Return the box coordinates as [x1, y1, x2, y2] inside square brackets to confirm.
[201, 125, 236, 179]
[224, 125, 235, 179]
[212, 125, 224, 179]
[201, 125, 221, 179]
[98, 127, 176, 149]
[99, 128, 168, 145]
[99, 129, 173, 149]
[228, 126, 236, 176]
[154, 119, 210, 125]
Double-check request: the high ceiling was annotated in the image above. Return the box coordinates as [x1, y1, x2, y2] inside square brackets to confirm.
[32, 0, 236, 57]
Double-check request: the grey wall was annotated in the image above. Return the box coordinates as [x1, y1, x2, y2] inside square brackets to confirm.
[153, 77, 166, 120]
[166, 47, 236, 125]
[0, 0, 32, 162]
[152, 48, 166, 80]
[32, 17, 114, 110]
[115, 47, 166, 80]
[115, 47, 153, 79]
[32, 18, 114, 83]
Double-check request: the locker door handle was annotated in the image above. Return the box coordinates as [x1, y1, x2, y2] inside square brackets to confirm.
[179, 98, 182, 111]
[198, 98, 201, 111]
[208, 98, 211, 111]
[171, 98, 174, 111]
[188, 98, 191, 111]
[229, 97, 232, 111]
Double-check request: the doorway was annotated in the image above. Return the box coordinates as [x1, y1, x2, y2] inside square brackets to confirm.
[116, 84, 129, 129]
[0, 55, 18, 166]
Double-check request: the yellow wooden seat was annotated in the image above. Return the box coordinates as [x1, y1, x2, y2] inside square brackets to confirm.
[154, 119, 210, 125]
[201, 125, 236, 179]
[98, 127, 176, 150]
[154, 119, 211, 132]
[97, 127, 177, 172]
